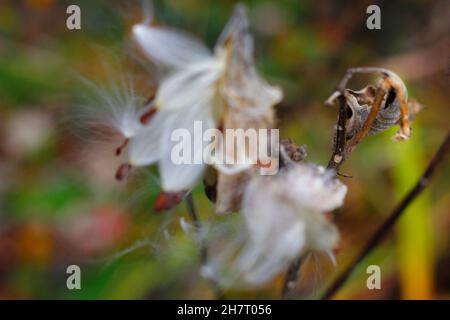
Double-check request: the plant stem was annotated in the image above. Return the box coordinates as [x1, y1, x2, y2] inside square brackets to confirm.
[185, 192, 224, 299]
[327, 93, 348, 171]
[321, 130, 450, 299]
[282, 256, 304, 299]
[282, 83, 350, 298]
[327, 67, 393, 170]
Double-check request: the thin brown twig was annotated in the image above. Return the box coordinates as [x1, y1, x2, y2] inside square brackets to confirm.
[321, 130, 450, 300]
[282, 256, 304, 299]
[327, 67, 393, 170]
[185, 193, 224, 299]
[282, 81, 349, 298]
[281, 67, 362, 297]
[327, 93, 349, 171]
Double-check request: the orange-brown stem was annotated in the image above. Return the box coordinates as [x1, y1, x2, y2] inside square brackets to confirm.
[345, 85, 386, 154]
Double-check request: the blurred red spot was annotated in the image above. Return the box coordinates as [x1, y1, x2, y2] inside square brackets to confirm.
[325, 211, 334, 223]
[63, 206, 129, 256]
[154, 191, 186, 212]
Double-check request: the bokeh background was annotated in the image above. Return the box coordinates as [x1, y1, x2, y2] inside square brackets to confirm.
[0, 0, 449, 299]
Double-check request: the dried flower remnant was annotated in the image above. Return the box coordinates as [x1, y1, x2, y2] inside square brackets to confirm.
[209, 5, 283, 213]
[108, 6, 225, 191]
[279, 139, 307, 165]
[210, 163, 347, 286]
[326, 68, 423, 170]
[112, 4, 282, 200]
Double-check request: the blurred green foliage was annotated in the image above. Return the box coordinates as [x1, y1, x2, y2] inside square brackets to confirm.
[0, 0, 449, 299]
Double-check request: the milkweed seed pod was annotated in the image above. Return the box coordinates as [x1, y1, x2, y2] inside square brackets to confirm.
[208, 5, 282, 214]
[215, 108, 276, 214]
[341, 71, 422, 141]
[111, 4, 281, 200]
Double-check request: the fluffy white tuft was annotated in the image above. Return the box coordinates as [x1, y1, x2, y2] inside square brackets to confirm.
[133, 24, 211, 70]
[208, 163, 347, 287]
